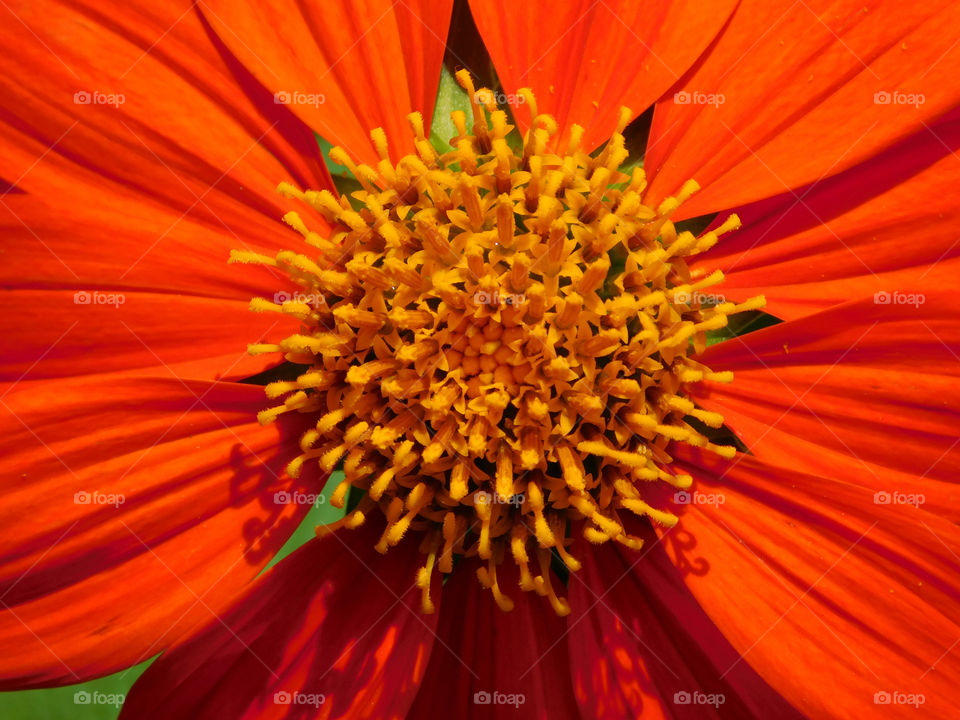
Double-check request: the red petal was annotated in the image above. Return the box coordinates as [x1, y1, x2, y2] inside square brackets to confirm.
[0, 377, 316, 687]
[200, 0, 454, 166]
[566, 534, 802, 719]
[692, 112, 960, 320]
[0, 0, 330, 218]
[645, 0, 960, 217]
[407, 559, 580, 719]
[120, 522, 436, 720]
[691, 294, 960, 519]
[660, 448, 960, 718]
[468, 0, 737, 151]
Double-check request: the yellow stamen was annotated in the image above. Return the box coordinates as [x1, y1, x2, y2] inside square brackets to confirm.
[237, 75, 760, 616]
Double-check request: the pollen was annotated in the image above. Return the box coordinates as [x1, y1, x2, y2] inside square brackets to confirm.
[235, 71, 762, 615]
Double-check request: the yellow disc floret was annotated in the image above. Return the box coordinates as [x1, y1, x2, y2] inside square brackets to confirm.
[233, 71, 763, 615]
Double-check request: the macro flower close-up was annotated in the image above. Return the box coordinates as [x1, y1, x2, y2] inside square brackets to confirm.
[2, 0, 960, 718]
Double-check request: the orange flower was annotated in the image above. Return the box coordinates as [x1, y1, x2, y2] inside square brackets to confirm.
[1, 1, 959, 718]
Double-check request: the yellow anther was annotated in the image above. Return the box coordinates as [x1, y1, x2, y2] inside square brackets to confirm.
[567, 124, 585, 154]
[328, 146, 379, 193]
[477, 556, 514, 612]
[228, 249, 277, 266]
[416, 535, 439, 613]
[243, 75, 759, 617]
[534, 549, 570, 616]
[371, 127, 390, 160]
[516, 88, 537, 118]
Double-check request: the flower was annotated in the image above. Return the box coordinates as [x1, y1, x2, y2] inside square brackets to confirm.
[241, 74, 767, 617]
[1, 1, 959, 719]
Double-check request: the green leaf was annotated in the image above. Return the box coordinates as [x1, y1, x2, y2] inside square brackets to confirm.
[430, 65, 473, 152]
[0, 662, 151, 720]
[706, 310, 782, 346]
[262, 470, 348, 572]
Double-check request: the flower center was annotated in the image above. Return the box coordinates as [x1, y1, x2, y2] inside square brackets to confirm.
[233, 71, 763, 615]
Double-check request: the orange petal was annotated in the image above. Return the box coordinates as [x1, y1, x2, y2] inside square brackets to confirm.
[692, 111, 960, 320]
[468, 0, 737, 151]
[645, 0, 960, 218]
[0, 191, 296, 301]
[406, 558, 580, 719]
[691, 293, 960, 520]
[199, 0, 454, 165]
[0, 378, 316, 687]
[0, 189, 307, 383]
[567, 533, 802, 719]
[119, 522, 436, 719]
[660, 448, 960, 719]
[0, 0, 331, 224]
[0, 290, 284, 383]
